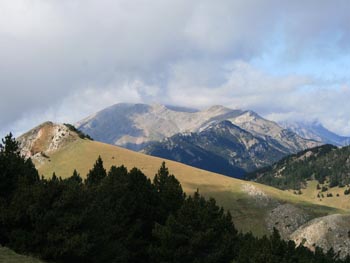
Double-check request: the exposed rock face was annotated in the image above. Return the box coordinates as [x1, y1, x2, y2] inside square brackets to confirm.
[17, 122, 78, 164]
[266, 204, 310, 240]
[291, 214, 350, 258]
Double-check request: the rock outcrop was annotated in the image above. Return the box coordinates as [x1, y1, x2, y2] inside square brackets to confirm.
[17, 122, 79, 164]
[291, 214, 350, 258]
[266, 204, 310, 239]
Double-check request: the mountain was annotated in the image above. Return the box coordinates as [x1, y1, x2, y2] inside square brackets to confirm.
[77, 103, 319, 151]
[280, 120, 350, 147]
[77, 103, 320, 177]
[17, 121, 341, 237]
[228, 111, 320, 153]
[143, 120, 297, 177]
[77, 103, 243, 150]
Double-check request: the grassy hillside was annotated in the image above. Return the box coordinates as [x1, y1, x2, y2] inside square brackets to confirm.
[36, 139, 343, 236]
[0, 247, 44, 263]
[286, 180, 350, 210]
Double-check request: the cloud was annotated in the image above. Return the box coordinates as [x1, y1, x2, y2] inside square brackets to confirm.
[0, 79, 161, 137]
[1, 0, 350, 137]
[165, 60, 350, 135]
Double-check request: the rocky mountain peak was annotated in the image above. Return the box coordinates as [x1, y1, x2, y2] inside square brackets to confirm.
[17, 122, 80, 164]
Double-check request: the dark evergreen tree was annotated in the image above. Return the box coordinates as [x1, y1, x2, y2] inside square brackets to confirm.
[86, 166, 158, 263]
[153, 162, 185, 222]
[0, 133, 39, 200]
[151, 191, 237, 263]
[0, 133, 20, 155]
[67, 169, 83, 185]
[85, 156, 106, 187]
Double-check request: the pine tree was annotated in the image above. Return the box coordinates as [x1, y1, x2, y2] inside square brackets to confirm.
[0, 133, 20, 156]
[151, 191, 237, 263]
[0, 133, 39, 199]
[68, 169, 83, 185]
[85, 156, 106, 187]
[153, 162, 185, 222]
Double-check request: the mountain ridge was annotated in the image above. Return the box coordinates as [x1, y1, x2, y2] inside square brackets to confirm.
[76, 103, 320, 176]
[143, 120, 293, 176]
[76, 103, 245, 150]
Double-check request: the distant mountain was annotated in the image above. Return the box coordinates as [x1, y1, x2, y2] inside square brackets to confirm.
[143, 120, 303, 177]
[77, 103, 319, 152]
[77, 103, 320, 177]
[228, 111, 319, 153]
[76, 103, 244, 150]
[280, 121, 350, 147]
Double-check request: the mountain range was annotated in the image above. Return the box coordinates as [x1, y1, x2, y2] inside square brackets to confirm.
[77, 103, 319, 177]
[280, 120, 350, 147]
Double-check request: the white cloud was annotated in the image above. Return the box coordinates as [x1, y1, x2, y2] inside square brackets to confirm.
[1, 0, 350, 137]
[0, 79, 160, 138]
[166, 60, 350, 135]
[166, 60, 311, 109]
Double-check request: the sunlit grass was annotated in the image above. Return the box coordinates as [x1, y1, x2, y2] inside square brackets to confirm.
[36, 139, 347, 235]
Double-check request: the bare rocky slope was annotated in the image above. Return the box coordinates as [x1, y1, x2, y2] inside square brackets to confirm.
[291, 214, 350, 258]
[17, 122, 80, 165]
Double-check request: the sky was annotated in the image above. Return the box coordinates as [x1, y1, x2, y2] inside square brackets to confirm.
[1, 0, 350, 138]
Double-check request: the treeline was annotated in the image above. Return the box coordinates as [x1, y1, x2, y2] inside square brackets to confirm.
[246, 144, 350, 190]
[0, 133, 349, 263]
